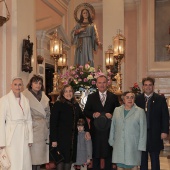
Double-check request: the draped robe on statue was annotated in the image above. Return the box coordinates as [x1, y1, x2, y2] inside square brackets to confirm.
[71, 23, 99, 66]
[23, 89, 50, 165]
[0, 90, 33, 170]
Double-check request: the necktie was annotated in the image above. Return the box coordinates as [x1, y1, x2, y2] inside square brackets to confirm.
[100, 93, 106, 106]
[145, 95, 152, 129]
[145, 96, 152, 112]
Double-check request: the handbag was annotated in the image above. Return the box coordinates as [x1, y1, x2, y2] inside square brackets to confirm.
[49, 147, 64, 165]
[0, 148, 11, 170]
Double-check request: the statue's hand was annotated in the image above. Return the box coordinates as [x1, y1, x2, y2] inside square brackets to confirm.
[79, 27, 86, 32]
[97, 41, 102, 48]
[75, 27, 86, 34]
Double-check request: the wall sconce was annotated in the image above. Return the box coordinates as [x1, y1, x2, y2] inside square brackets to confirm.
[49, 29, 63, 103]
[58, 51, 67, 72]
[113, 30, 125, 58]
[0, 0, 10, 27]
[105, 45, 118, 80]
[113, 30, 126, 94]
[105, 45, 114, 68]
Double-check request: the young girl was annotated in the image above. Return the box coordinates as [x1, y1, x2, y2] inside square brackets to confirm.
[74, 119, 92, 170]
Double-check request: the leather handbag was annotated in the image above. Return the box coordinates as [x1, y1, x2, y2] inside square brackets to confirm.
[0, 148, 11, 170]
[49, 147, 64, 165]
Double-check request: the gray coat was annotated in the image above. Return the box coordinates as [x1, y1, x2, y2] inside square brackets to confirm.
[23, 89, 50, 165]
[74, 131, 92, 165]
[109, 104, 147, 166]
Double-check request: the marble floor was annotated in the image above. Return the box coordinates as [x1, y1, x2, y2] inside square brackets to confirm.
[41, 143, 170, 170]
[150, 143, 170, 170]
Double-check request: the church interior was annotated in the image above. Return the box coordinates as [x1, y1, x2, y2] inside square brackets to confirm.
[0, 0, 170, 169]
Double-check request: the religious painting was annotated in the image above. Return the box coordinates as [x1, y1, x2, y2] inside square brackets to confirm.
[22, 35, 33, 73]
[155, 0, 170, 61]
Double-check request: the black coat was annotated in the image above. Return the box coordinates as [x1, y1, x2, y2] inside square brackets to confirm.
[135, 92, 169, 151]
[84, 91, 120, 158]
[50, 100, 89, 163]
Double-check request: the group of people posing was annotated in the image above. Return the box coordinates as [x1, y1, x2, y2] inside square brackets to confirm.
[0, 75, 169, 170]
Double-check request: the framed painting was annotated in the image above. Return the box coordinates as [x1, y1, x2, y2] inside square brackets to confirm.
[148, 0, 170, 71]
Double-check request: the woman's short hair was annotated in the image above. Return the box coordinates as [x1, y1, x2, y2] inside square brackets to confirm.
[26, 75, 44, 91]
[59, 84, 77, 104]
[121, 91, 135, 101]
[79, 9, 93, 24]
[11, 76, 23, 83]
[142, 77, 155, 85]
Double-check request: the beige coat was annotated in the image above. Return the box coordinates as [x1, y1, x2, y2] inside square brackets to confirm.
[0, 90, 33, 170]
[23, 89, 50, 165]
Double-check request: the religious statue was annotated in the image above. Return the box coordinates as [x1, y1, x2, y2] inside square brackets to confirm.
[71, 3, 101, 67]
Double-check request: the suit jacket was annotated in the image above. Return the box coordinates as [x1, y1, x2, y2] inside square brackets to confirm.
[84, 90, 120, 158]
[135, 92, 169, 151]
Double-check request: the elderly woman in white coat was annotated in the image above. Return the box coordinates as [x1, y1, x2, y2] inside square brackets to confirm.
[0, 77, 33, 170]
[109, 91, 147, 170]
[23, 75, 50, 170]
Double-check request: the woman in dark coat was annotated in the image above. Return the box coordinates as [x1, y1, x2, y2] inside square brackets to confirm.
[50, 85, 90, 170]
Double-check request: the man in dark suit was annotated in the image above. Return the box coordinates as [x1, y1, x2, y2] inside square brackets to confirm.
[84, 75, 120, 170]
[135, 77, 169, 170]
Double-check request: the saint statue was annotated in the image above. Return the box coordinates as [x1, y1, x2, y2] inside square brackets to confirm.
[71, 3, 101, 67]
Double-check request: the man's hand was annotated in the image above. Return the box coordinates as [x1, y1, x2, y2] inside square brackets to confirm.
[105, 113, 112, 119]
[161, 133, 168, 139]
[93, 112, 101, 118]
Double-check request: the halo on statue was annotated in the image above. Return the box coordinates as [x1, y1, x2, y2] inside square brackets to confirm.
[74, 3, 95, 23]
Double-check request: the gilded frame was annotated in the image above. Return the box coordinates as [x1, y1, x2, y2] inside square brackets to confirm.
[148, 0, 170, 71]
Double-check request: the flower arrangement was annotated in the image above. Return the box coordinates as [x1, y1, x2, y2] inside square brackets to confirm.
[61, 64, 111, 91]
[130, 82, 141, 94]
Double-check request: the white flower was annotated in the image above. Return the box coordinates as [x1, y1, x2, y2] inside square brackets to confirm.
[87, 75, 93, 80]
[89, 67, 95, 72]
[84, 64, 90, 70]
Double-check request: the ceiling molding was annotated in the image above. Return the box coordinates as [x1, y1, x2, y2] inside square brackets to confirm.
[55, 0, 70, 11]
[42, 0, 64, 17]
[36, 16, 51, 23]
[124, 0, 140, 4]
